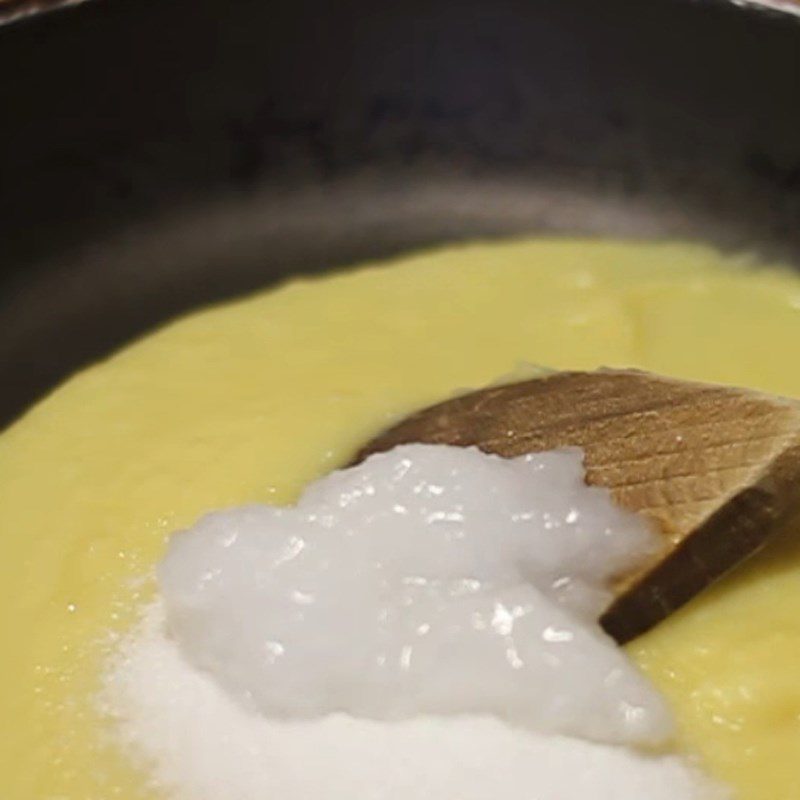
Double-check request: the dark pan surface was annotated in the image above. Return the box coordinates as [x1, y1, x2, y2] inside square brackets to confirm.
[1, 0, 799, 428]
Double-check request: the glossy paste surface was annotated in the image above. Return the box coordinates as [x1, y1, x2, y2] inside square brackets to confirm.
[2, 240, 800, 799]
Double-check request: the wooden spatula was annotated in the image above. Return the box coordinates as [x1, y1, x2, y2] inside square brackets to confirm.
[355, 369, 800, 643]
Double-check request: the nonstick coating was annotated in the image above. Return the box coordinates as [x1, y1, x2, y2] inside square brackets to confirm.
[1, 0, 799, 428]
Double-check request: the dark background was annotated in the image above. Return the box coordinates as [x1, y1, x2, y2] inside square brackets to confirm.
[1, 0, 799, 427]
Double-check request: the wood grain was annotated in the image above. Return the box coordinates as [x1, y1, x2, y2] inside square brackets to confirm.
[356, 370, 800, 642]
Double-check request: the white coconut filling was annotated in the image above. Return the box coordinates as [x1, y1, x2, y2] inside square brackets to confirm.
[102, 444, 728, 799]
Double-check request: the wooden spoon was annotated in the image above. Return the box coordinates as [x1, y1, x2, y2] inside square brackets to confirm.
[355, 369, 800, 642]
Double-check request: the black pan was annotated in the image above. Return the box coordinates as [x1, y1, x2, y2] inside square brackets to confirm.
[1, 0, 799, 429]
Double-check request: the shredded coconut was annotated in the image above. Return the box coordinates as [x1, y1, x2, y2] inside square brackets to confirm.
[101, 444, 728, 799]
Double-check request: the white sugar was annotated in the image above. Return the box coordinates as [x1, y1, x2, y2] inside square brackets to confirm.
[103, 604, 724, 800]
[102, 444, 728, 798]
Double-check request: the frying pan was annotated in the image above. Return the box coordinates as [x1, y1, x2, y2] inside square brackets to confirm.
[1, 0, 799, 430]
